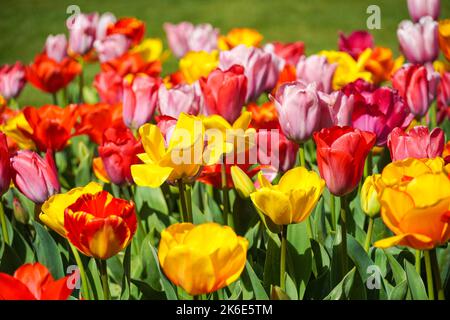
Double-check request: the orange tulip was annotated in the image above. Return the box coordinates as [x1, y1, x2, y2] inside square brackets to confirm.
[101, 52, 161, 78]
[438, 20, 450, 62]
[247, 101, 279, 130]
[107, 17, 145, 45]
[363, 47, 397, 85]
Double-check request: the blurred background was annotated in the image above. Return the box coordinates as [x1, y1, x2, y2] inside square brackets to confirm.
[1, 0, 449, 105]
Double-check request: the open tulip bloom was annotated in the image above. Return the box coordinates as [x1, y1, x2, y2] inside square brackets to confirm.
[1, 2, 450, 302]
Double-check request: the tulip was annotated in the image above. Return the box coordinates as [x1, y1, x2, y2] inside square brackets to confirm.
[363, 46, 399, 85]
[158, 83, 201, 118]
[21, 105, 77, 152]
[397, 17, 439, 64]
[313, 126, 376, 196]
[219, 45, 283, 102]
[0, 112, 35, 150]
[219, 28, 263, 49]
[107, 17, 145, 45]
[318, 90, 354, 128]
[438, 71, 450, 107]
[0, 132, 11, 196]
[230, 165, 255, 198]
[98, 126, 143, 185]
[26, 53, 81, 94]
[438, 20, 450, 62]
[122, 74, 160, 130]
[0, 62, 26, 100]
[130, 38, 164, 62]
[263, 41, 305, 66]
[93, 70, 123, 104]
[44, 34, 68, 62]
[407, 0, 440, 22]
[10, 150, 60, 204]
[187, 24, 219, 53]
[94, 34, 131, 63]
[392, 64, 440, 118]
[374, 157, 449, 250]
[360, 174, 381, 218]
[179, 50, 219, 84]
[271, 81, 322, 143]
[198, 163, 262, 189]
[101, 52, 161, 78]
[247, 101, 279, 130]
[387, 126, 444, 161]
[296, 55, 337, 94]
[64, 190, 137, 259]
[199, 65, 247, 124]
[0, 263, 73, 300]
[257, 129, 299, 173]
[338, 30, 374, 59]
[39, 182, 102, 237]
[95, 12, 116, 41]
[68, 12, 98, 56]
[158, 222, 248, 296]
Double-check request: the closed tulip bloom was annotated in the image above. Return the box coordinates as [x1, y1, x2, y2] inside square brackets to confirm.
[313, 126, 376, 196]
[392, 64, 440, 117]
[360, 174, 381, 218]
[94, 70, 123, 104]
[271, 81, 321, 143]
[318, 90, 355, 128]
[158, 222, 248, 296]
[11, 150, 60, 204]
[0, 133, 12, 195]
[95, 12, 116, 41]
[438, 20, 450, 61]
[64, 191, 137, 259]
[98, 126, 143, 185]
[387, 126, 444, 161]
[39, 182, 102, 237]
[107, 17, 145, 45]
[0, 263, 73, 300]
[158, 83, 200, 118]
[374, 157, 450, 249]
[438, 71, 450, 107]
[397, 17, 439, 64]
[250, 167, 324, 225]
[68, 12, 98, 55]
[94, 34, 131, 63]
[219, 28, 263, 49]
[187, 24, 219, 53]
[296, 55, 337, 94]
[257, 130, 299, 173]
[122, 74, 160, 130]
[230, 165, 255, 199]
[407, 0, 440, 22]
[179, 50, 219, 84]
[200, 65, 247, 124]
[219, 45, 283, 102]
[44, 34, 68, 62]
[263, 41, 305, 66]
[0, 62, 26, 100]
[338, 30, 374, 60]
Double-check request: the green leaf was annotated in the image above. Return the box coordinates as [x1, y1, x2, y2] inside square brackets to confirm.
[404, 260, 428, 300]
[263, 232, 280, 288]
[87, 259, 103, 300]
[389, 280, 408, 300]
[324, 268, 356, 300]
[32, 221, 64, 279]
[0, 243, 22, 274]
[140, 234, 162, 291]
[148, 243, 177, 300]
[241, 261, 269, 300]
[135, 186, 168, 215]
[386, 251, 407, 285]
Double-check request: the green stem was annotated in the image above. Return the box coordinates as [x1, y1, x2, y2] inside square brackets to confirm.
[280, 225, 287, 291]
[415, 250, 421, 275]
[185, 184, 193, 223]
[330, 194, 336, 231]
[51, 92, 58, 105]
[0, 202, 10, 245]
[364, 151, 373, 178]
[364, 217, 374, 252]
[429, 101, 437, 129]
[298, 142, 305, 168]
[62, 87, 68, 106]
[429, 249, 445, 300]
[98, 259, 110, 300]
[78, 66, 84, 103]
[177, 180, 188, 223]
[221, 163, 233, 227]
[340, 196, 348, 276]
[69, 243, 90, 300]
[424, 250, 434, 300]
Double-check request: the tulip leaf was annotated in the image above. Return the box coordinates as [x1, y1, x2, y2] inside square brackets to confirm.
[389, 280, 408, 300]
[32, 221, 64, 279]
[386, 251, 407, 285]
[87, 259, 104, 300]
[134, 186, 169, 215]
[140, 234, 162, 291]
[148, 242, 178, 300]
[131, 279, 166, 300]
[285, 273, 298, 300]
[0, 243, 22, 274]
[404, 260, 428, 300]
[263, 232, 281, 289]
[241, 261, 269, 300]
[324, 268, 356, 300]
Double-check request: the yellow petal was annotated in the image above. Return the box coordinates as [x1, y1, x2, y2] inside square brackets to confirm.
[374, 233, 433, 250]
[139, 124, 166, 163]
[232, 111, 252, 130]
[131, 164, 174, 188]
[250, 188, 292, 225]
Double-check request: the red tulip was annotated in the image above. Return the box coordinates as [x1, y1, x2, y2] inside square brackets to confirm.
[198, 163, 262, 189]
[0, 132, 12, 195]
[257, 130, 298, 173]
[247, 101, 279, 130]
[387, 126, 444, 161]
[338, 30, 374, 59]
[313, 126, 376, 196]
[200, 65, 247, 124]
[93, 70, 124, 104]
[107, 17, 145, 45]
[98, 126, 143, 185]
[0, 263, 73, 300]
[26, 53, 81, 94]
[264, 41, 305, 66]
[101, 52, 161, 78]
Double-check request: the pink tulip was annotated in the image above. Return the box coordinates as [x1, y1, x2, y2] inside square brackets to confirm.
[438, 72, 450, 107]
[219, 45, 283, 102]
[257, 130, 298, 173]
[407, 0, 440, 22]
[338, 31, 374, 59]
[199, 65, 247, 123]
[68, 13, 99, 55]
[164, 22, 218, 58]
[96, 12, 116, 41]
[123, 74, 160, 129]
[0, 133, 11, 196]
[270, 81, 321, 143]
[158, 83, 201, 118]
[155, 115, 177, 147]
[296, 55, 337, 94]
[94, 34, 131, 63]
[44, 34, 68, 62]
[388, 126, 444, 161]
[318, 91, 355, 127]
[94, 70, 123, 104]
[392, 64, 440, 117]
[0, 62, 26, 100]
[397, 17, 439, 64]
[263, 41, 305, 66]
[10, 150, 60, 204]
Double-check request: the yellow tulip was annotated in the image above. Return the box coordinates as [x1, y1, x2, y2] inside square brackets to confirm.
[158, 222, 248, 296]
[130, 38, 168, 62]
[319, 49, 373, 90]
[0, 112, 35, 150]
[374, 157, 450, 250]
[360, 174, 381, 218]
[250, 167, 325, 225]
[218, 28, 263, 50]
[231, 165, 255, 198]
[179, 50, 218, 84]
[131, 113, 223, 188]
[39, 182, 103, 237]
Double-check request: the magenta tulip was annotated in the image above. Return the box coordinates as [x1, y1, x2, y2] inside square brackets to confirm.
[407, 0, 440, 22]
[296, 55, 337, 94]
[263, 41, 305, 66]
[338, 30, 374, 59]
[0, 133, 11, 196]
[319, 90, 355, 128]
[257, 130, 298, 173]
[44, 34, 68, 62]
[0, 62, 26, 100]
[158, 83, 201, 119]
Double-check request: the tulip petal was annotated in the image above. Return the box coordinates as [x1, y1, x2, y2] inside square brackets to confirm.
[131, 163, 173, 188]
[41, 276, 73, 300]
[250, 188, 292, 225]
[139, 124, 166, 163]
[374, 233, 433, 250]
[0, 273, 36, 300]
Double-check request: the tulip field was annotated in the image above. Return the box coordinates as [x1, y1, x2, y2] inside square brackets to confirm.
[0, 0, 450, 302]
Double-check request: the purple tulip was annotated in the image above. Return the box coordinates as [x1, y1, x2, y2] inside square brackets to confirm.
[338, 31, 374, 59]
[44, 34, 68, 62]
[158, 83, 201, 118]
[0, 62, 26, 100]
[296, 55, 337, 94]
[0, 133, 11, 196]
[407, 0, 440, 22]
[319, 90, 355, 127]
[94, 34, 131, 63]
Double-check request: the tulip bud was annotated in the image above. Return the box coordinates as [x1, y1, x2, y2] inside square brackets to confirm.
[44, 34, 68, 62]
[12, 197, 29, 224]
[231, 165, 255, 199]
[360, 175, 381, 218]
[0, 133, 12, 196]
[0, 62, 26, 100]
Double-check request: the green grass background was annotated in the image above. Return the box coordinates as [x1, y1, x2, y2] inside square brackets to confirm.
[0, 0, 449, 106]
